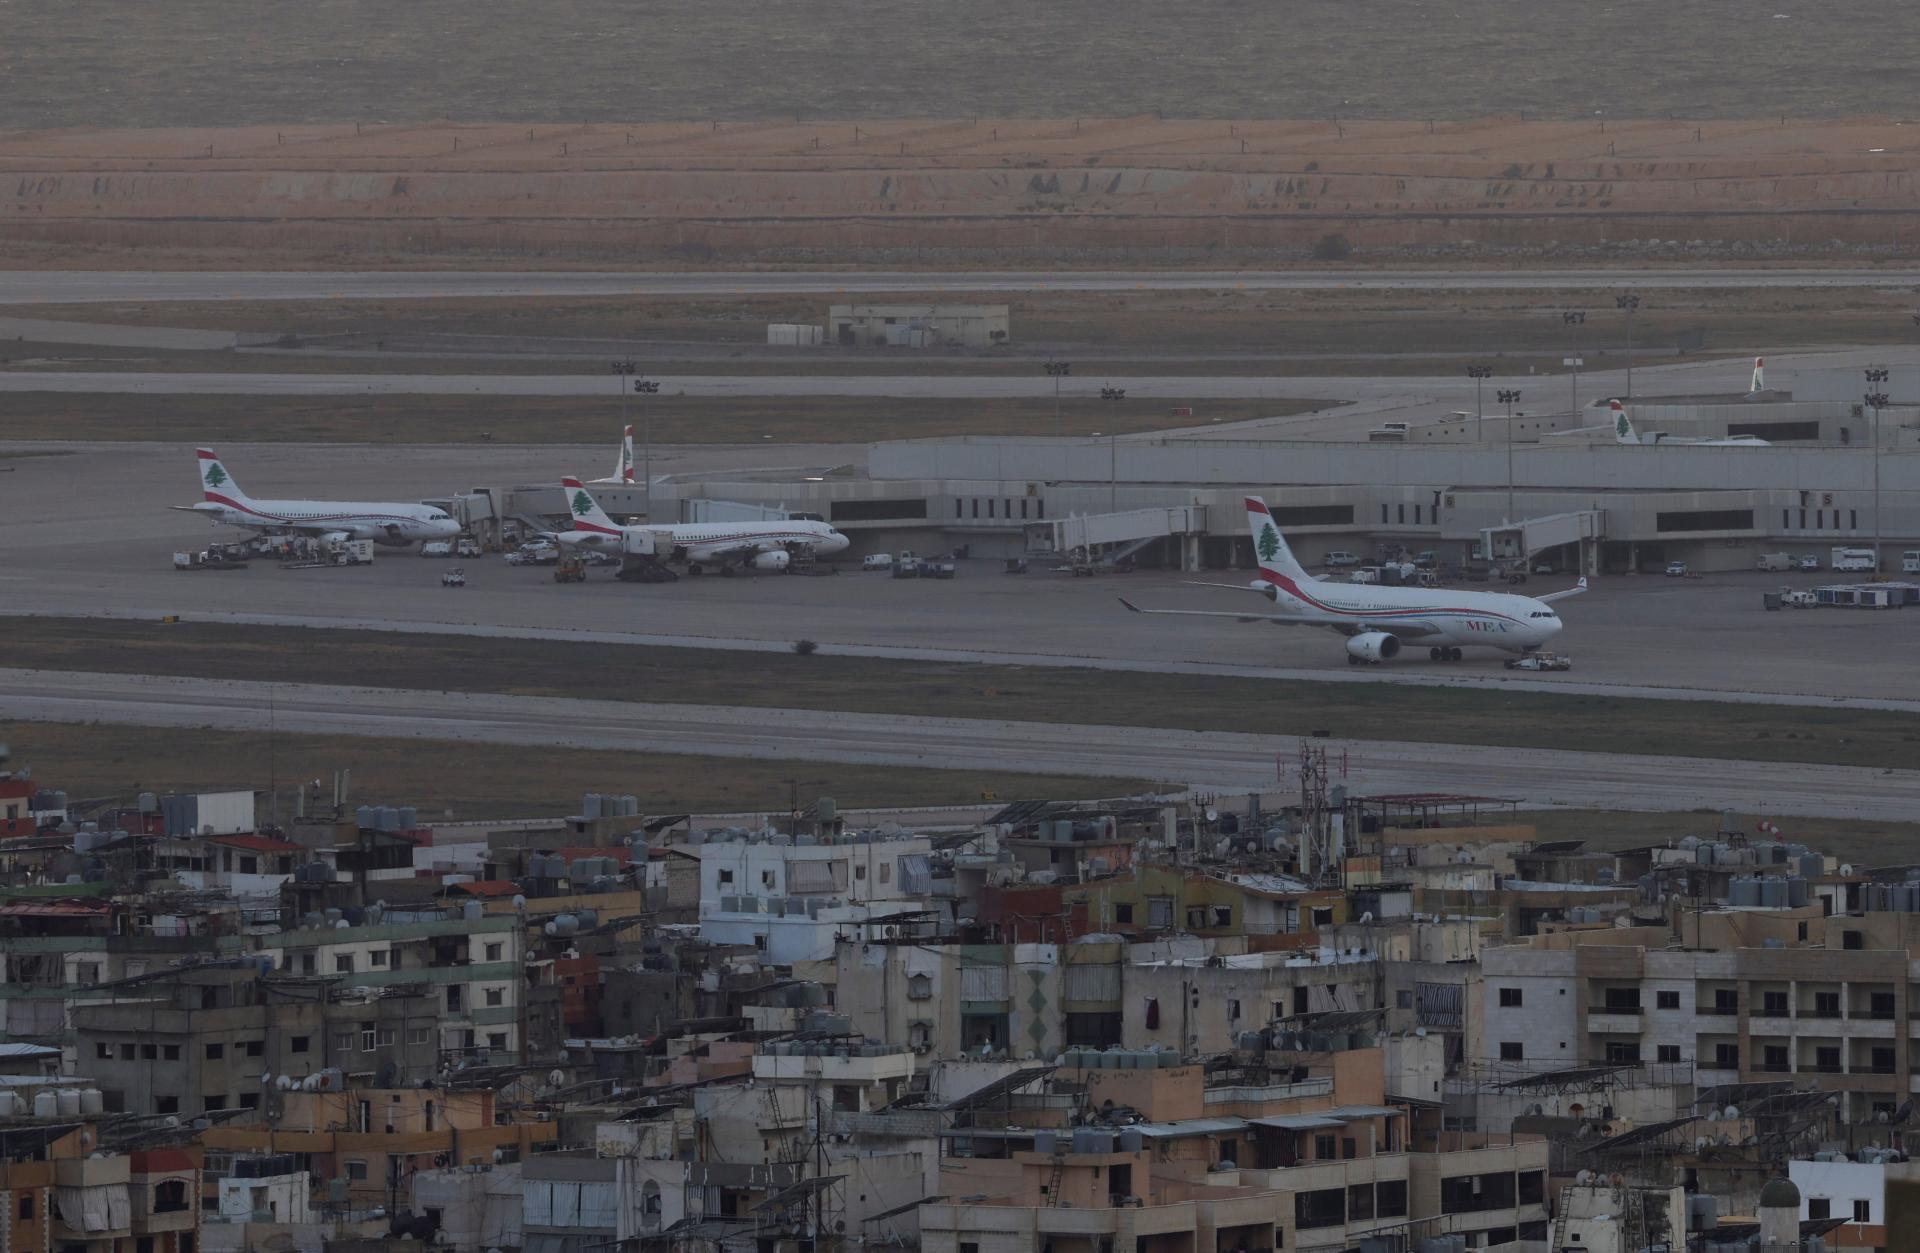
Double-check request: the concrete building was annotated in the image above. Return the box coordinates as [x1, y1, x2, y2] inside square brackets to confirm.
[828, 303, 1010, 348]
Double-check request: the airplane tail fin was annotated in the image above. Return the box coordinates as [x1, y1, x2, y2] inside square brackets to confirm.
[1609, 400, 1638, 445]
[196, 447, 251, 504]
[1750, 357, 1766, 393]
[613, 425, 635, 483]
[560, 477, 623, 535]
[1245, 496, 1311, 584]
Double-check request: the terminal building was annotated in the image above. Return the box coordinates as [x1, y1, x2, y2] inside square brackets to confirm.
[448, 378, 1920, 576]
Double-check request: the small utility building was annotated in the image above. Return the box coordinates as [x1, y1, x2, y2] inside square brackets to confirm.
[828, 303, 1009, 348]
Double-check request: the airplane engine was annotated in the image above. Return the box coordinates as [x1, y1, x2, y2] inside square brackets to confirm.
[750, 550, 791, 571]
[1344, 632, 1401, 664]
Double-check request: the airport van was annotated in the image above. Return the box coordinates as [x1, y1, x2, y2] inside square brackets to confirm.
[862, 553, 894, 571]
[1323, 551, 1360, 568]
[1903, 550, 1920, 575]
[1831, 547, 1877, 573]
[1756, 552, 1793, 573]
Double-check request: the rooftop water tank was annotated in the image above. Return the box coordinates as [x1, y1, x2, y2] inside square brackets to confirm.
[56, 1089, 81, 1117]
[582, 793, 603, 819]
[33, 1091, 58, 1119]
[80, 1089, 103, 1116]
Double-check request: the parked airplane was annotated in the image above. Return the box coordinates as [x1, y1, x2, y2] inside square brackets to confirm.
[592, 425, 636, 485]
[1750, 356, 1767, 393]
[1613, 400, 1770, 447]
[1120, 497, 1585, 664]
[554, 477, 850, 573]
[174, 448, 460, 546]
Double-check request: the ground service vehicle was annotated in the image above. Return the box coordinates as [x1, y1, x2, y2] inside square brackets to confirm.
[1666, 562, 1689, 577]
[1903, 550, 1920, 575]
[1324, 551, 1360, 568]
[1756, 552, 1793, 572]
[456, 538, 483, 558]
[420, 541, 453, 558]
[863, 554, 894, 571]
[1832, 547, 1876, 573]
[1505, 652, 1572, 671]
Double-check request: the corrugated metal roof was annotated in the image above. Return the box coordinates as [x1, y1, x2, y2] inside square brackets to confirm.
[0, 1043, 59, 1059]
[204, 834, 303, 853]
[1324, 1105, 1400, 1119]
[1132, 1116, 1248, 1139]
[1247, 1114, 1346, 1131]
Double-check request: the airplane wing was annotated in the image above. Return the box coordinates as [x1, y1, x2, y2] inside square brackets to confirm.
[1117, 597, 1446, 639]
[1538, 576, 1589, 604]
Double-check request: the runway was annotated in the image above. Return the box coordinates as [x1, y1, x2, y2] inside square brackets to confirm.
[8, 668, 1916, 820]
[6, 268, 1920, 306]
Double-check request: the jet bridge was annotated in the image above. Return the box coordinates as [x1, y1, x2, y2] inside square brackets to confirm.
[1481, 509, 1605, 575]
[1027, 505, 1209, 570]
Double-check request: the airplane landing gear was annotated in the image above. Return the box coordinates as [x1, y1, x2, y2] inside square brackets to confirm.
[1430, 646, 1464, 662]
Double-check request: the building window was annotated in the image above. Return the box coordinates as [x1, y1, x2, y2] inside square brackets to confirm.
[203, 1095, 227, 1111]
[1397, 503, 1405, 524]
[1810, 1198, 1831, 1220]
[142, 1044, 157, 1060]
[1377, 1179, 1408, 1217]
[1114, 903, 1133, 925]
[854, 865, 866, 881]
[204, 1044, 223, 1060]
[237, 1093, 259, 1110]
[157, 1096, 179, 1114]
[1762, 990, 1788, 1016]
[120, 1043, 135, 1060]
[19, 1194, 33, 1221]
[96, 1043, 112, 1060]
[1855, 1199, 1871, 1222]
[488, 1032, 508, 1050]
[1499, 988, 1523, 1007]
[954, 499, 963, 519]
[1606, 1041, 1641, 1064]
[1313, 1134, 1336, 1159]
[335, 955, 354, 974]
[485, 943, 503, 962]
[1657, 1045, 1681, 1063]
[1851, 509, 1858, 530]
[335, 1032, 355, 1052]
[1228, 1000, 1241, 1021]
[345, 1160, 368, 1181]
[164, 1044, 180, 1060]
[1500, 1042, 1524, 1061]
[408, 1028, 430, 1046]
[1380, 504, 1389, 524]
[1844, 930, 1864, 950]
[377, 1028, 396, 1048]
[245, 1040, 264, 1057]
[290, 1036, 310, 1054]
[717, 869, 734, 885]
[1656, 990, 1680, 1009]
[485, 988, 504, 1007]
[370, 950, 387, 968]
[1714, 1043, 1739, 1069]
[907, 974, 932, 1000]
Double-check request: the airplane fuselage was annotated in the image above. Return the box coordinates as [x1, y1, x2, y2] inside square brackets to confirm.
[191, 498, 459, 546]
[1262, 573, 1563, 652]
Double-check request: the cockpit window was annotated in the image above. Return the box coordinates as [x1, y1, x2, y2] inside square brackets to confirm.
[1530, 611, 1557, 618]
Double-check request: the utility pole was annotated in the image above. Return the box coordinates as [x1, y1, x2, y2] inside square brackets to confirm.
[1498, 389, 1524, 525]
[1562, 311, 1586, 420]
[1615, 293, 1641, 399]
[1045, 360, 1072, 436]
[1467, 365, 1493, 442]
[634, 377, 661, 520]
[1100, 386, 1126, 512]
[1866, 368, 1890, 573]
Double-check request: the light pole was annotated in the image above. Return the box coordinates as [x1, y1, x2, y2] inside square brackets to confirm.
[1867, 368, 1889, 573]
[1562, 311, 1586, 419]
[1046, 361, 1072, 436]
[1615, 293, 1641, 399]
[1100, 386, 1126, 512]
[1498, 389, 1523, 525]
[634, 376, 660, 520]
[1467, 365, 1493, 441]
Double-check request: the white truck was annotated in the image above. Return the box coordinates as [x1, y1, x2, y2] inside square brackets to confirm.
[1831, 547, 1877, 574]
[1903, 550, 1920, 575]
[1756, 552, 1794, 573]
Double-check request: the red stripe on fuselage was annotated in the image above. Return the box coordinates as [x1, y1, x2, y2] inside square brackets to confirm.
[1264, 569, 1523, 625]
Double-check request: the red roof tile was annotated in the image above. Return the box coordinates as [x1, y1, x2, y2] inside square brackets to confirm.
[446, 880, 520, 898]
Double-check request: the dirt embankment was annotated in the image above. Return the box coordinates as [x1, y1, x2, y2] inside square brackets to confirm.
[5, 117, 1920, 264]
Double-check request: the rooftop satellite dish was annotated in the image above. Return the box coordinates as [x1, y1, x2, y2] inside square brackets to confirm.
[1205, 809, 1219, 822]
[548, 1069, 566, 1088]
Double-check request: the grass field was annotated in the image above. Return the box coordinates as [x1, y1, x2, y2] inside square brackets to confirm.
[1531, 810, 1920, 869]
[1, 720, 1150, 821]
[7, 0, 1918, 127]
[0, 393, 1318, 445]
[11, 617, 1920, 771]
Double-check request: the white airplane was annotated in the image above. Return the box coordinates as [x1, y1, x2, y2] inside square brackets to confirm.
[555, 477, 850, 573]
[1612, 400, 1770, 447]
[1750, 356, 1767, 393]
[174, 448, 460, 546]
[1120, 496, 1585, 664]
[592, 425, 636, 486]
